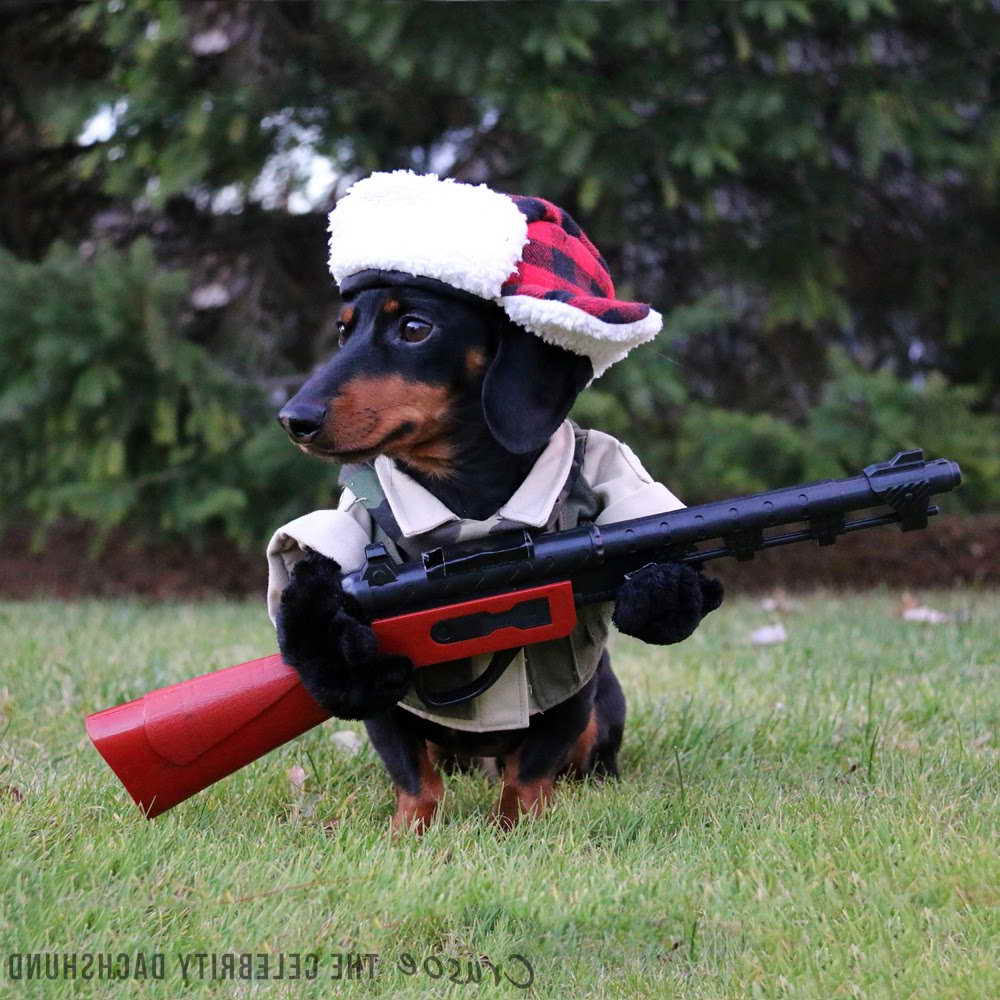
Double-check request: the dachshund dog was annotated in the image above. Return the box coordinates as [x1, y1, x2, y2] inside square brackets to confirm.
[276, 272, 721, 831]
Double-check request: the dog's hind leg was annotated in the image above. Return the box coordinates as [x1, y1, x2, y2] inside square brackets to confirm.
[556, 651, 625, 780]
[560, 707, 599, 779]
[364, 707, 444, 834]
[591, 651, 625, 779]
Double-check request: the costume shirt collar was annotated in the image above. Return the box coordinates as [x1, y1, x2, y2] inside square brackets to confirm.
[373, 421, 576, 537]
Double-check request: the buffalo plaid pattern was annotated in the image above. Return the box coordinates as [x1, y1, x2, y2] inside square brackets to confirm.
[501, 195, 651, 325]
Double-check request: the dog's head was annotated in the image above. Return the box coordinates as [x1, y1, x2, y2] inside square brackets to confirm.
[278, 273, 592, 478]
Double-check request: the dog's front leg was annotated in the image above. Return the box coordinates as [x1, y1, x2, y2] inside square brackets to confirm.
[364, 707, 444, 834]
[494, 676, 596, 830]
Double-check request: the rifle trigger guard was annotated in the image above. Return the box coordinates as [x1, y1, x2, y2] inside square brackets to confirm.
[413, 647, 521, 708]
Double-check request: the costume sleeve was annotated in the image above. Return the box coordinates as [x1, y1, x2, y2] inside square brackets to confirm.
[265, 488, 374, 625]
[582, 429, 685, 525]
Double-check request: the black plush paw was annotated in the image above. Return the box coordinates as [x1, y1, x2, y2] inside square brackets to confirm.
[612, 561, 723, 645]
[276, 552, 414, 720]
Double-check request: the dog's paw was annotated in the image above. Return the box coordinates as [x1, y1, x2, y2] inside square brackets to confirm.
[277, 552, 414, 719]
[612, 561, 723, 645]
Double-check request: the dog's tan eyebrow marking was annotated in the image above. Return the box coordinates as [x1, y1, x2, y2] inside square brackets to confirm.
[338, 305, 355, 327]
[381, 296, 400, 315]
[465, 347, 487, 377]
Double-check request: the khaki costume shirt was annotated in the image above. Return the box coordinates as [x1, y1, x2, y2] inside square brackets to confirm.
[266, 421, 684, 732]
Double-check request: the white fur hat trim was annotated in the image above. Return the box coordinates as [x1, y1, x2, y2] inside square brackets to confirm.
[328, 170, 527, 300]
[501, 295, 662, 378]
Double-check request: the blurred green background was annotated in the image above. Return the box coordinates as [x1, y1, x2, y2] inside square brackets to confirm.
[2, 0, 999, 558]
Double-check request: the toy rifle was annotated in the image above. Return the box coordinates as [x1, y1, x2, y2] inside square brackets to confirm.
[86, 450, 960, 817]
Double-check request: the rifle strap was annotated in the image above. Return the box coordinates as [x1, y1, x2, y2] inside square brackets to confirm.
[338, 463, 405, 562]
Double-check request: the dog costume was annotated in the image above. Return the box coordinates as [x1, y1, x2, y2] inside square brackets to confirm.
[267, 171, 685, 730]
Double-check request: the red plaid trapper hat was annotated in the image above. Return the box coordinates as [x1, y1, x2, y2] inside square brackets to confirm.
[502, 195, 649, 325]
[327, 171, 662, 377]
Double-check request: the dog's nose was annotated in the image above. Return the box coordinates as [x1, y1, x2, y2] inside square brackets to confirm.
[278, 401, 327, 442]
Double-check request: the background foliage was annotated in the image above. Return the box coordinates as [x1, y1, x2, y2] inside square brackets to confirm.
[2, 0, 998, 548]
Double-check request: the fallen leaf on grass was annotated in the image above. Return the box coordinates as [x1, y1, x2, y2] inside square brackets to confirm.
[897, 592, 951, 624]
[901, 606, 952, 624]
[1, 785, 24, 803]
[750, 623, 787, 646]
[759, 589, 801, 614]
[331, 730, 363, 754]
[286, 765, 317, 820]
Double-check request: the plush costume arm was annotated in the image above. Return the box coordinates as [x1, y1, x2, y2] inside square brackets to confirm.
[612, 562, 723, 645]
[266, 502, 413, 720]
[580, 429, 723, 644]
[276, 552, 414, 720]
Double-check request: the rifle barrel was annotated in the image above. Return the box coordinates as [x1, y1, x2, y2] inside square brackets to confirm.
[341, 452, 961, 617]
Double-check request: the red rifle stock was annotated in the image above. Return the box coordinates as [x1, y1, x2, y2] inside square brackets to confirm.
[86, 654, 330, 819]
[85, 582, 577, 818]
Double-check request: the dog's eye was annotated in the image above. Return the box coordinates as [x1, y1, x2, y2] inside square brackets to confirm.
[336, 321, 349, 347]
[400, 317, 432, 344]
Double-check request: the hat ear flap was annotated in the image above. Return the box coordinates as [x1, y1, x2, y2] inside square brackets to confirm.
[482, 320, 593, 455]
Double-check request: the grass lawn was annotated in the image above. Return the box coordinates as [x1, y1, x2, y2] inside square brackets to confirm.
[1, 592, 997, 998]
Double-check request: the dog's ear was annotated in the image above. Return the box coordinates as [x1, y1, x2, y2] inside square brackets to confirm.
[482, 320, 593, 455]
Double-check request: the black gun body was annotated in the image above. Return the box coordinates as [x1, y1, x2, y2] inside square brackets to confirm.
[341, 453, 961, 619]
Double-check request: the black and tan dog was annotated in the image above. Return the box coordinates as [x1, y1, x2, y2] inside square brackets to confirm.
[276, 271, 721, 831]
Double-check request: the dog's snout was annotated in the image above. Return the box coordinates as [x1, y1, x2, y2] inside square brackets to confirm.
[278, 401, 327, 442]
